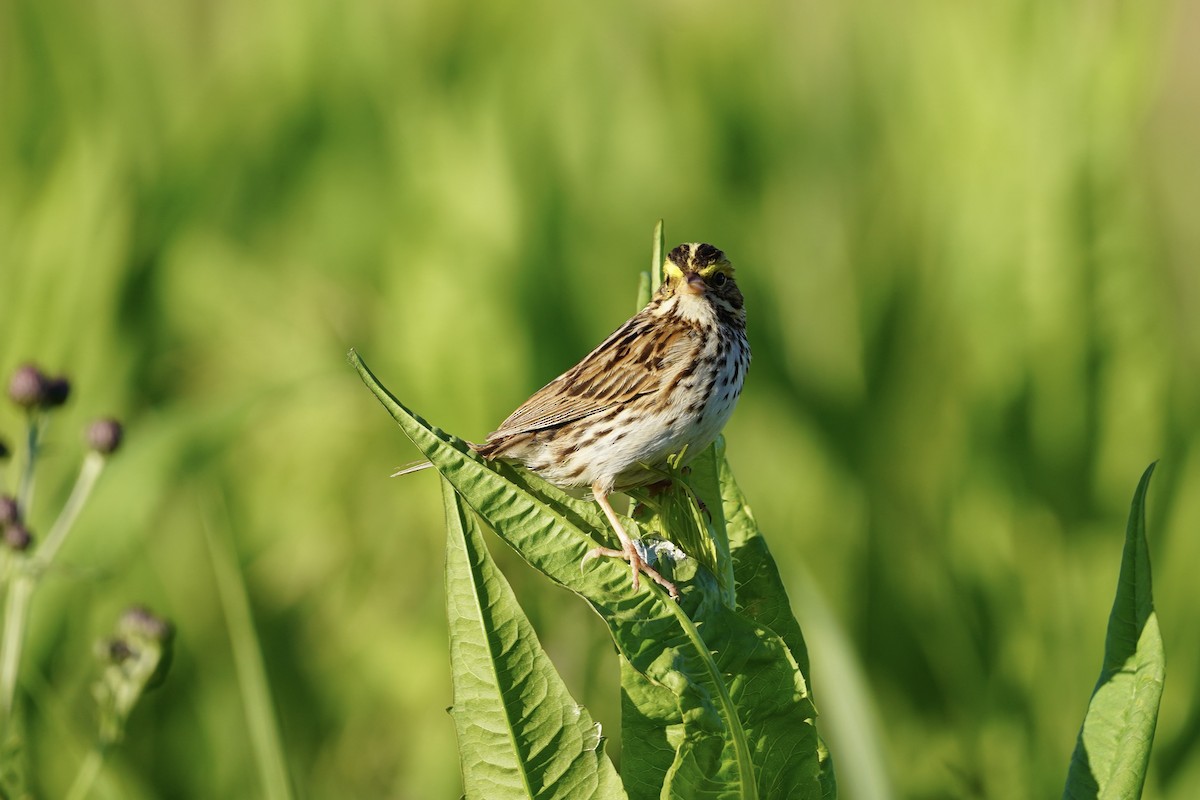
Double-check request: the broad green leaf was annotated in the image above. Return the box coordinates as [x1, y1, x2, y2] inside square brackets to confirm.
[716, 442, 834, 798]
[1063, 463, 1165, 800]
[351, 350, 830, 799]
[605, 442, 827, 798]
[442, 480, 624, 800]
[716, 444, 811, 684]
[615, 571, 821, 799]
[352, 349, 642, 599]
[618, 656, 679, 799]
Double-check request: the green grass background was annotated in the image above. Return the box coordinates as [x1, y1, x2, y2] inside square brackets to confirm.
[2, 0, 1198, 797]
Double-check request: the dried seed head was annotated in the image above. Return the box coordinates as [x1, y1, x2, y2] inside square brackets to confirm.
[86, 418, 124, 455]
[0, 495, 18, 526]
[94, 604, 175, 743]
[8, 364, 48, 410]
[3, 523, 32, 552]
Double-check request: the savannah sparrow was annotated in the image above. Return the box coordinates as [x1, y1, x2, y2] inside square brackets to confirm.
[474, 243, 750, 600]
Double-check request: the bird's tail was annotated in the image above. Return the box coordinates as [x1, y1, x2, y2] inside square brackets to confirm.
[392, 440, 487, 477]
[390, 460, 433, 477]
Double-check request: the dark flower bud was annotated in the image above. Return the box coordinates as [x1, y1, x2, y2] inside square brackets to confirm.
[43, 376, 71, 408]
[8, 364, 48, 410]
[86, 418, 124, 455]
[0, 495, 18, 526]
[3, 523, 32, 552]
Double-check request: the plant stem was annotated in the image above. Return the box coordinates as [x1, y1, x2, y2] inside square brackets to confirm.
[64, 743, 108, 800]
[16, 415, 43, 519]
[33, 452, 106, 572]
[0, 452, 106, 737]
[0, 416, 42, 740]
[0, 574, 34, 732]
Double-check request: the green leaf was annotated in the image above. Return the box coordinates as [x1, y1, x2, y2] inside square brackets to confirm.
[351, 350, 831, 799]
[717, 443, 811, 682]
[635, 271, 651, 311]
[442, 480, 625, 799]
[717, 442, 834, 798]
[351, 349, 639, 599]
[636, 219, 666, 309]
[1063, 463, 1165, 800]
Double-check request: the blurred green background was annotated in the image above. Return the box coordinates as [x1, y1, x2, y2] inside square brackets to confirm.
[2, 0, 1198, 797]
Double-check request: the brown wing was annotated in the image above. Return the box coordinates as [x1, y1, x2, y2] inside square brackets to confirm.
[485, 308, 697, 439]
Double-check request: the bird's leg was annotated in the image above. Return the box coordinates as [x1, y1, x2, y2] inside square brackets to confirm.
[585, 484, 680, 600]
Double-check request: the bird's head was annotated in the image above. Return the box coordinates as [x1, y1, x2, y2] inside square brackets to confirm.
[661, 243, 742, 308]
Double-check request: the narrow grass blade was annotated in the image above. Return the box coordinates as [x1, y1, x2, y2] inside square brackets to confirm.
[443, 481, 624, 799]
[635, 271, 651, 311]
[650, 220, 664, 294]
[1063, 463, 1165, 800]
[202, 506, 294, 800]
[787, 569, 883, 800]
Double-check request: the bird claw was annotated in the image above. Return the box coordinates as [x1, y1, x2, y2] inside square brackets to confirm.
[581, 543, 680, 601]
[581, 545, 623, 568]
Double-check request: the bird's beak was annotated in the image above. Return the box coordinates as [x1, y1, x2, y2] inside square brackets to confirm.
[682, 272, 707, 295]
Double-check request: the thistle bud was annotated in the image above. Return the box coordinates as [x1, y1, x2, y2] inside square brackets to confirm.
[86, 418, 124, 455]
[43, 375, 71, 408]
[119, 605, 174, 644]
[8, 364, 48, 410]
[3, 523, 32, 552]
[0, 495, 18, 526]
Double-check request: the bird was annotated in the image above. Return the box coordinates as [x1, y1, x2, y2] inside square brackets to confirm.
[473, 242, 750, 600]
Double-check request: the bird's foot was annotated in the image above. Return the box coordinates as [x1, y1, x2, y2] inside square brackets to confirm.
[582, 542, 680, 601]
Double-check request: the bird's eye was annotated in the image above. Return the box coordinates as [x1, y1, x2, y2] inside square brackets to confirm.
[710, 272, 728, 288]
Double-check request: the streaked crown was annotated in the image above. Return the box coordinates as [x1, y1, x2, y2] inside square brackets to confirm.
[664, 243, 732, 281]
[659, 242, 741, 310]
